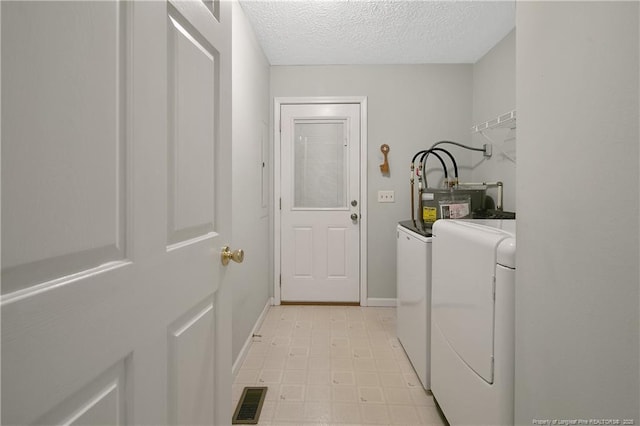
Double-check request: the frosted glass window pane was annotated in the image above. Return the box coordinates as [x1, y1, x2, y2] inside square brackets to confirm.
[294, 121, 346, 208]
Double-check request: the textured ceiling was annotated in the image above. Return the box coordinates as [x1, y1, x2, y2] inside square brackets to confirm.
[238, 0, 516, 65]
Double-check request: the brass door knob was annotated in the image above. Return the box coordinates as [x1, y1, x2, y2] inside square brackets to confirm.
[221, 246, 244, 266]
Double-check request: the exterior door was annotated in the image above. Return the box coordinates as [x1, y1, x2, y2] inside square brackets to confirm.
[1, 1, 233, 425]
[280, 103, 361, 303]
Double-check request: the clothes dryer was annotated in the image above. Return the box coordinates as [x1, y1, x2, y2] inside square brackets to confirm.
[431, 219, 516, 425]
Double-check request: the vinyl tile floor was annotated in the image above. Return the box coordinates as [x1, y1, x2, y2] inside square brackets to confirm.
[232, 305, 448, 426]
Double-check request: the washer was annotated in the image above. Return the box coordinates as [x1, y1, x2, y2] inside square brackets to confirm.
[430, 219, 516, 425]
[396, 221, 432, 390]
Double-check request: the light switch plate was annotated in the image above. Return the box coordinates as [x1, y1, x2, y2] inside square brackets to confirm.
[378, 190, 395, 203]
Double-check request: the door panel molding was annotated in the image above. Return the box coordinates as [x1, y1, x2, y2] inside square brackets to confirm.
[166, 8, 217, 245]
[273, 96, 368, 305]
[327, 227, 348, 278]
[34, 357, 129, 426]
[168, 297, 215, 426]
[293, 227, 313, 277]
[1, 1, 128, 295]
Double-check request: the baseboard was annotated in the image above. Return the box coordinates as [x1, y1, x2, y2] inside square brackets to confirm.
[367, 297, 397, 307]
[232, 297, 273, 378]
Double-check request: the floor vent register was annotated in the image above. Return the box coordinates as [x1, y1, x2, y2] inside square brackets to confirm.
[232, 387, 268, 424]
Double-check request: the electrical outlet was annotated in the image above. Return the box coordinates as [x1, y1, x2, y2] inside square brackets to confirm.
[378, 190, 395, 203]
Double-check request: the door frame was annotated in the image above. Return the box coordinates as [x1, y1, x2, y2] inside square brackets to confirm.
[273, 96, 368, 306]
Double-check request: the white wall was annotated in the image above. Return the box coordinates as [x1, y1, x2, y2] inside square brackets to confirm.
[516, 2, 639, 423]
[471, 30, 516, 211]
[271, 65, 473, 299]
[231, 1, 271, 363]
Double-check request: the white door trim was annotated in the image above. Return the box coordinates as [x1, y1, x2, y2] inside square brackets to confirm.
[273, 96, 368, 306]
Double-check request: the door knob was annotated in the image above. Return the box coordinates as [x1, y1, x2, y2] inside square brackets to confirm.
[221, 246, 244, 266]
[350, 213, 358, 221]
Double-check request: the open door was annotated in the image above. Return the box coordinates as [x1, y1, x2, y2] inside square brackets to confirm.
[1, 1, 234, 424]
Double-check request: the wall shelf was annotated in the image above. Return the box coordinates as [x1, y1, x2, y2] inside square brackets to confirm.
[471, 110, 516, 133]
[471, 110, 516, 163]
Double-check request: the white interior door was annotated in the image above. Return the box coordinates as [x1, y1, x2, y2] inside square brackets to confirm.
[1, 1, 233, 425]
[280, 103, 361, 303]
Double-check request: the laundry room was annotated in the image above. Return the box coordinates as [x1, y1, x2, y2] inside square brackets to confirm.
[263, 10, 520, 422]
[269, 36, 516, 301]
[232, 1, 639, 424]
[2, 1, 638, 425]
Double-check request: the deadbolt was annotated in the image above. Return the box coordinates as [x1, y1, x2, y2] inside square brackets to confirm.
[351, 200, 358, 207]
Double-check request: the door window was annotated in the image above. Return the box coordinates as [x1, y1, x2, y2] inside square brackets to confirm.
[293, 120, 347, 209]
